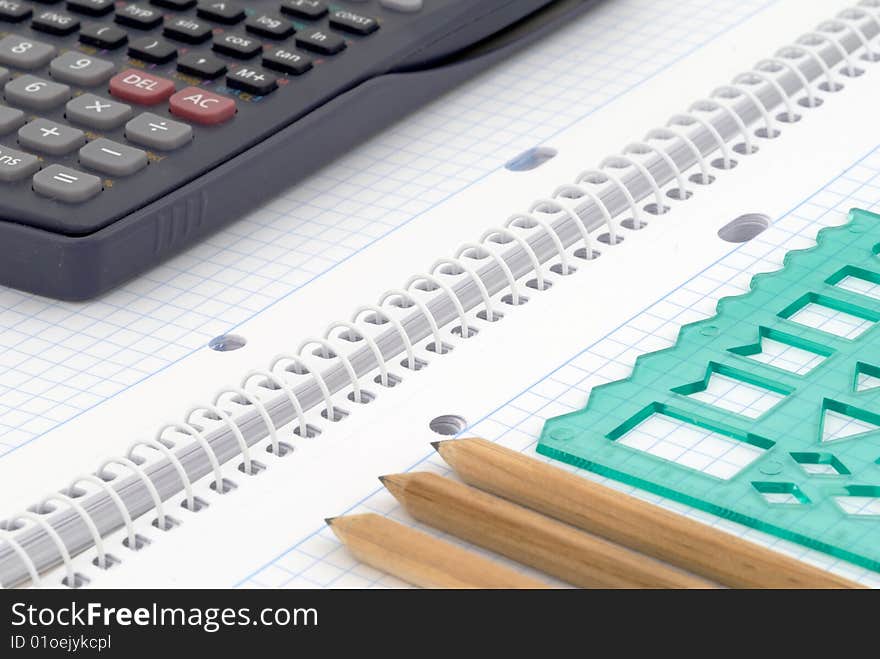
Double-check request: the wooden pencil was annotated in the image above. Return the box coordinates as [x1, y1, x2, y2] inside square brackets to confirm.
[326, 513, 548, 589]
[433, 438, 862, 589]
[380, 472, 717, 589]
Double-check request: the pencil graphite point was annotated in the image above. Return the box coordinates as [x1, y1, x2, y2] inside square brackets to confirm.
[378, 473, 408, 500]
[324, 517, 337, 526]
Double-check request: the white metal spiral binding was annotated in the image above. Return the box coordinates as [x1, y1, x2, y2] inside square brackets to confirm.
[0, 530, 39, 588]
[841, 8, 880, 60]
[605, 153, 669, 215]
[481, 227, 548, 289]
[754, 59, 813, 111]
[579, 167, 643, 230]
[157, 422, 226, 493]
[781, 43, 841, 92]
[129, 440, 197, 512]
[98, 457, 169, 530]
[381, 288, 448, 352]
[506, 212, 573, 275]
[10, 512, 76, 588]
[3, 6, 880, 589]
[804, 30, 861, 77]
[40, 494, 107, 571]
[352, 305, 418, 367]
[70, 474, 139, 549]
[432, 258, 500, 322]
[694, 98, 756, 154]
[552, 182, 618, 243]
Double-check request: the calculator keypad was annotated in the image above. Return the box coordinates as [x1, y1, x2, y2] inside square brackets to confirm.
[0, 2, 31, 23]
[280, 1, 327, 20]
[0, 34, 55, 68]
[109, 68, 175, 104]
[196, 0, 245, 25]
[0, 142, 38, 181]
[33, 163, 101, 201]
[79, 137, 146, 175]
[18, 117, 84, 155]
[212, 32, 261, 59]
[115, 4, 163, 30]
[329, 10, 379, 35]
[49, 51, 114, 85]
[78, 23, 127, 49]
[169, 86, 235, 125]
[295, 28, 345, 55]
[128, 35, 177, 62]
[0, 104, 24, 132]
[65, 93, 132, 130]
[125, 111, 191, 150]
[5, 73, 69, 109]
[176, 50, 225, 78]
[67, 0, 117, 18]
[163, 16, 211, 43]
[0, 0, 429, 226]
[245, 13, 294, 39]
[31, 9, 80, 36]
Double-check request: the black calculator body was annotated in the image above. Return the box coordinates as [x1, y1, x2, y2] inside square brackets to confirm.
[0, 0, 596, 300]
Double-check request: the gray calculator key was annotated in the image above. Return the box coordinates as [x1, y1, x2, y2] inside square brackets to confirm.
[0, 36, 56, 70]
[79, 138, 147, 176]
[18, 118, 85, 155]
[66, 93, 132, 130]
[125, 112, 192, 151]
[0, 105, 25, 135]
[4, 75, 71, 111]
[0, 144, 39, 182]
[33, 165, 102, 203]
[49, 52, 115, 87]
[0, 67, 8, 87]
[379, 0, 422, 11]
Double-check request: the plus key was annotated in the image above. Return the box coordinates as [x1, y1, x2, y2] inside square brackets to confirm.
[109, 69, 176, 105]
[170, 87, 236, 125]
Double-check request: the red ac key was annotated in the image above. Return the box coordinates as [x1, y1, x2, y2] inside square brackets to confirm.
[109, 69, 176, 105]
[169, 87, 237, 125]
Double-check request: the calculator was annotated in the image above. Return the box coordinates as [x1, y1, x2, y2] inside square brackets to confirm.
[0, 0, 596, 300]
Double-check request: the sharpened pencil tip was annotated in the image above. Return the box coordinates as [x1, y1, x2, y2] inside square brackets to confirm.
[324, 517, 337, 526]
[379, 473, 408, 501]
[430, 440, 442, 451]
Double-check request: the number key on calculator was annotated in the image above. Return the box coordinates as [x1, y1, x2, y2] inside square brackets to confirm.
[0, 0, 586, 299]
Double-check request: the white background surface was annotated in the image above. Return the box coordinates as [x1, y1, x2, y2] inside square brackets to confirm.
[10, 0, 879, 588]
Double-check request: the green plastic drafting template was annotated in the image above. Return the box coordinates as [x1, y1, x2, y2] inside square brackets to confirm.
[538, 208, 880, 571]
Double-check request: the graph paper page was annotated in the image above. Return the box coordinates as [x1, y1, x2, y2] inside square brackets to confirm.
[54, 0, 880, 588]
[236, 114, 880, 589]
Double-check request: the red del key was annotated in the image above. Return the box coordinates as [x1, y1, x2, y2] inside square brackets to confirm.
[169, 87, 236, 125]
[110, 69, 176, 105]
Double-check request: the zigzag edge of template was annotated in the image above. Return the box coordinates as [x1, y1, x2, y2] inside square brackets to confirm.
[539, 207, 880, 571]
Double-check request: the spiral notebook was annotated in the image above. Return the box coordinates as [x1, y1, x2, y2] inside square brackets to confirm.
[6, 0, 880, 588]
